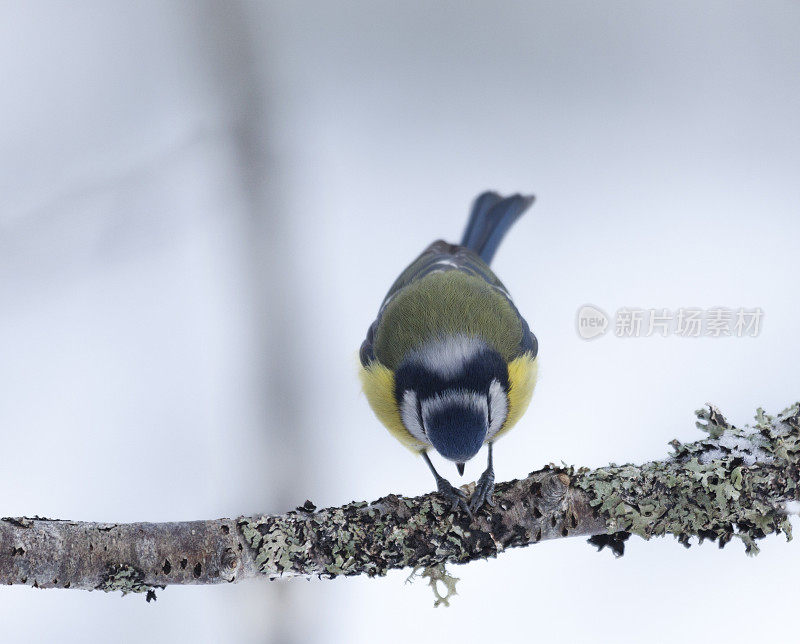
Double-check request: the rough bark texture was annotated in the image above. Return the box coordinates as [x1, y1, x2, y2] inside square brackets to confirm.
[2, 403, 798, 597]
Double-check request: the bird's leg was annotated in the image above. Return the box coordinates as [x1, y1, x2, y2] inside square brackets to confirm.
[421, 451, 471, 516]
[469, 442, 496, 514]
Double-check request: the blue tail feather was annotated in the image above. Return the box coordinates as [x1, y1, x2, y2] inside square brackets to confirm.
[460, 192, 535, 265]
[460, 192, 501, 250]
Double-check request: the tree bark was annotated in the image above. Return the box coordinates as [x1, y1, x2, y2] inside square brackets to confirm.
[2, 403, 798, 598]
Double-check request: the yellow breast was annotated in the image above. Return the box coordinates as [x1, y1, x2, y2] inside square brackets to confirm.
[494, 353, 538, 439]
[359, 361, 427, 450]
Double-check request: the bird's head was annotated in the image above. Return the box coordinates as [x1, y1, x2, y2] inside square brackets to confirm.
[394, 334, 509, 473]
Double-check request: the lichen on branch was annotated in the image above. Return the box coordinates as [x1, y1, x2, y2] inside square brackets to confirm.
[575, 403, 800, 554]
[1, 403, 798, 597]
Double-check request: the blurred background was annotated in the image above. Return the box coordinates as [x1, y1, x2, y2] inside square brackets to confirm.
[1, 2, 799, 642]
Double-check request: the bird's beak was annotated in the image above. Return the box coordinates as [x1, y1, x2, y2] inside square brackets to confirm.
[456, 462, 465, 476]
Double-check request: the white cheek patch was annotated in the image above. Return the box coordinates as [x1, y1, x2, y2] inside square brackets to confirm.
[400, 389, 429, 445]
[487, 379, 509, 439]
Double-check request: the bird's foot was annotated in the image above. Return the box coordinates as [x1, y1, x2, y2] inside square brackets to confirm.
[435, 477, 472, 517]
[469, 468, 496, 515]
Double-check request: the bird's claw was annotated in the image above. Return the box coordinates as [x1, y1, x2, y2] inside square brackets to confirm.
[435, 478, 472, 517]
[469, 469, 496, 515]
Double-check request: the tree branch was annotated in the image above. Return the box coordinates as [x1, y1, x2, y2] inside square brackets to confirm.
[2, 403, 799, 598]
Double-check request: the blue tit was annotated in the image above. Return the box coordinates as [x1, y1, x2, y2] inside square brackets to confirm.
[359, 192, 538, 515]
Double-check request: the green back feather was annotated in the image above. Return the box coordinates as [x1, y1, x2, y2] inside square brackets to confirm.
[374, 270, 524, 369]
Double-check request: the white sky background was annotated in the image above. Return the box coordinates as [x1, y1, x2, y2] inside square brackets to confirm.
[1, 2, 799, 642]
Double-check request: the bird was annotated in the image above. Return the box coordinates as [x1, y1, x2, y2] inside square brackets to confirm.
[359, 191, 538, 515]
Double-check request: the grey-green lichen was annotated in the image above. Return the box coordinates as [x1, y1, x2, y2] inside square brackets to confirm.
[238, 494, 479, 579]
[407, 563, 459, 607]
[97, 563, 160, 601]
[237, 466, 604, 579]
[574, 403, 800, 555]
